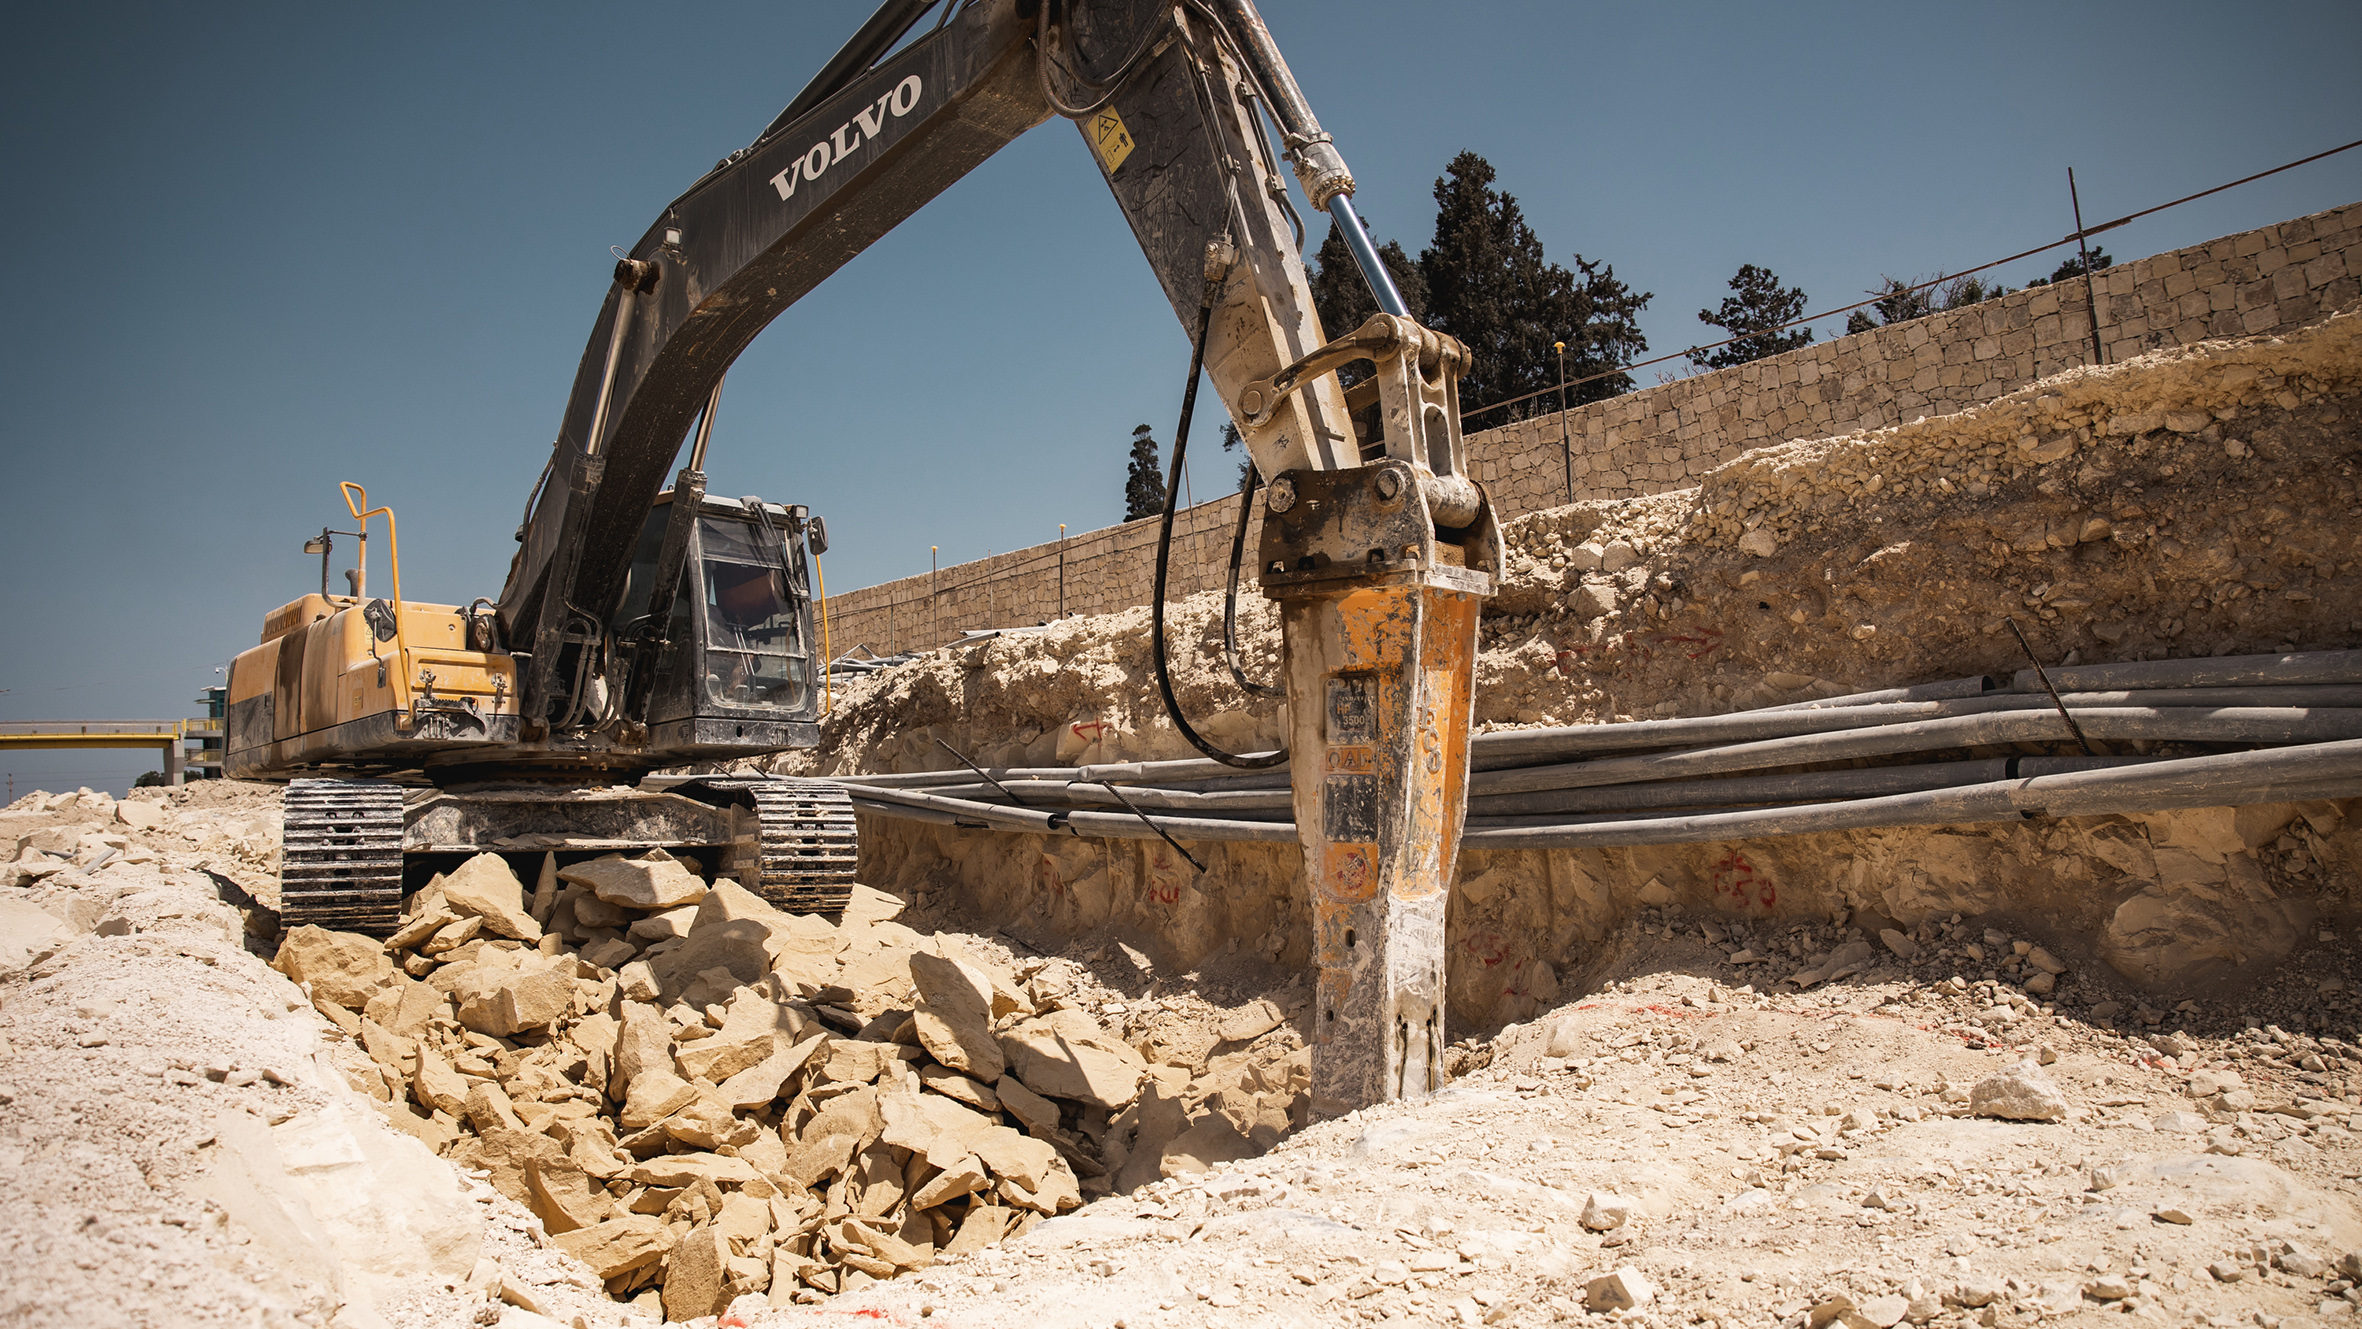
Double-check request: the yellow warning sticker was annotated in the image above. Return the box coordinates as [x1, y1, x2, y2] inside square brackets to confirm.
[1087, 107, 1134, 174]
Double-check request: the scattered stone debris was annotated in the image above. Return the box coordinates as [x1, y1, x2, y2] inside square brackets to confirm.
[273, 843, 1312, 1318]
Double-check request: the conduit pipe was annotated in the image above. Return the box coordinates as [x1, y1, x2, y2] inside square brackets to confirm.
[1460, 738, 2362, 849]
[2009, 649, 2362, 695]
[846, 739, 2362, 850]
[1473, 691, 2362, 765]
[1472, 707, 2362, 796]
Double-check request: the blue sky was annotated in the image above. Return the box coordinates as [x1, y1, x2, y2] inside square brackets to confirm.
[3, 1, 2357, 794]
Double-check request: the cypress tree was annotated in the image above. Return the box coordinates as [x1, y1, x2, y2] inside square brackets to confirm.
[1122, 424, 1165, 521]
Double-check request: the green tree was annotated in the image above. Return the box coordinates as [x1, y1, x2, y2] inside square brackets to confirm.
[1844, 275, 1934, 334]
[1690, 264, 1812, 369]
[2025, 247, 2112, 286]
[1123, 424, 1165, 521]
[1417, 151, 1649, 417]
[1844, 268, 2021, 334]
[1937, 273, 2012, 307]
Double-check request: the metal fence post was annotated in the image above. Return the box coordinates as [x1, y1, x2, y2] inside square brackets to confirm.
[2070, 167, 2107, 368]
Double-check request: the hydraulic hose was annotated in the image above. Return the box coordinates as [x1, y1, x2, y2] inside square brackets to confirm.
[1148, 296, 1288, 770]
[1223, 465, 1284, 701]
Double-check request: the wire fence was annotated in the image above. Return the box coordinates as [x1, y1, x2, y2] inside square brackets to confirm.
[1463, 136, 2362, 423]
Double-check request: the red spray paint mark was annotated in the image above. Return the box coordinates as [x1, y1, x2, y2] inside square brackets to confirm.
[1707, 850, 1776, 914]
[1462, 932, 1511, 968]
[1144, 846, 1184, 906]
[1644, 627, 1726, 660]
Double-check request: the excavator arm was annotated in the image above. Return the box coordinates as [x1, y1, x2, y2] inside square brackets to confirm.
[500, 0, 1499, 1112]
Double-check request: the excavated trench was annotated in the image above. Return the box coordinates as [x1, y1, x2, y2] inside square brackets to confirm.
[796, 310, 2362, 1034]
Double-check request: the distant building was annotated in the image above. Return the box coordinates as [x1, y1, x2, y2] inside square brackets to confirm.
[186, 685, 225, 780]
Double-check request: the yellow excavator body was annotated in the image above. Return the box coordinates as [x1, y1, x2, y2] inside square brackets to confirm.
[224, 594, 516, 776]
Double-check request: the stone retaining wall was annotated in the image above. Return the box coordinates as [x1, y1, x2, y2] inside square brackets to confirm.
[822, 200, 2362, 656]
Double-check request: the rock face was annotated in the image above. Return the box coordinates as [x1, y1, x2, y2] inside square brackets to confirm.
[1970, 1060, 2069, 1121]
[818, 312, 2362, 1024]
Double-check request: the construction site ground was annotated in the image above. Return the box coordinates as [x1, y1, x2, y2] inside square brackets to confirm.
[4, 317, 2360, 1329]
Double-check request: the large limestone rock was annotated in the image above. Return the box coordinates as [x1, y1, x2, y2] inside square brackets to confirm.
[2099, 849, 2307, 987]
[663, 1225, 731, 1320]
[784, 1086, 884, 1188]
[551, 1215, 675, 1279]
[523, 1153, 613, 1234]
[558, 850, 709, 910]
[993, 1074, 1058, 1137]
[620, 1070, 699, 1130]
[440, 853, 543, 942]
[1159, 1114, 1255, 1177]
[997, 1008, 1146, 1110]
[273, 926, 395, 1009]
[412, 1048, 471, 1117]
[451, 963, 572, 1037]
[0, 899, 77, 973]
[675, 1036, 775, 1084]
[715, 1034, 826, 1110]
[909, 951, 1004, 1082]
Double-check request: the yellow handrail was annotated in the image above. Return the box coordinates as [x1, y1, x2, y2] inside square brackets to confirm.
[339, 482, 414, 717]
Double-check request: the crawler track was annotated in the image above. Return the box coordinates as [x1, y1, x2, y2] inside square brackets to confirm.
[703, 779, 861, 913]
[279, 779, 406, 934]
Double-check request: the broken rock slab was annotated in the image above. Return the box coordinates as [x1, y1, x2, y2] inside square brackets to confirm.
[0, 898, 79, 973]
[997, 1008, 1146, 1111]
[1586, 1266, 1656, 1312]
[909, 951, 1004, 1083]
[450, 961, 572, 1038]
[273, 925, 395, 1009]
[1215, 998, 1284, 1044]
[552, 1215, 676, 1280]
[558, 850, 709, 910]
[440, 853, 542, 943]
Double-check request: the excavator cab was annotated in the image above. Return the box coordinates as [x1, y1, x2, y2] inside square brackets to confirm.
[609, 492, 822, 751]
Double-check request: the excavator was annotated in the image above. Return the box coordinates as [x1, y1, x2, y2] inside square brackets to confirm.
[225, 0, 1500, 1113]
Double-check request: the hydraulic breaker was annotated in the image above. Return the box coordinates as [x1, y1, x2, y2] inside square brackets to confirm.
[1247, 317, 1502, 1115]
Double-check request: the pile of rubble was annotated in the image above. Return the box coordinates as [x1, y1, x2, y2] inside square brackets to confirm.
[272, 845, 1312, 1320]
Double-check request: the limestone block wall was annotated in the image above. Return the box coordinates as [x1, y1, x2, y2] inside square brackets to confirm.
[819, 496, 1261, 659]
[822, 200, 2362, 655]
